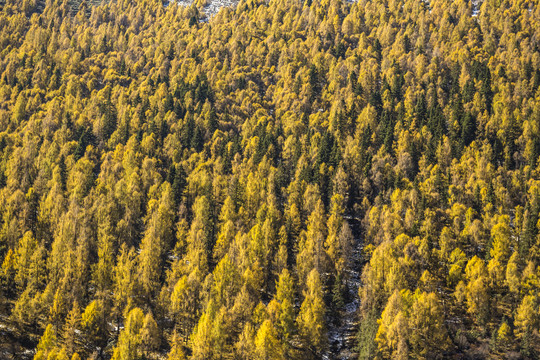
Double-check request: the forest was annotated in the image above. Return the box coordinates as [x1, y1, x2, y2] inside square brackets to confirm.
[0, 0, 539, 358]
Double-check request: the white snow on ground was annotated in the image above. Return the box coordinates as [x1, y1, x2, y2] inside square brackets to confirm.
[471, 0, 480, 16]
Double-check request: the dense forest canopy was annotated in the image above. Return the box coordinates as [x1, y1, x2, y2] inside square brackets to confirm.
[0, 0, 539, 358]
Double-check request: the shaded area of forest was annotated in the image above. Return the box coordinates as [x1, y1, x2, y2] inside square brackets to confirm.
[0, 0, 540, 359]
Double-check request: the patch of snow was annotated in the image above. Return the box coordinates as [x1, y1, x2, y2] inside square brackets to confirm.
[471, 0, 480, 17]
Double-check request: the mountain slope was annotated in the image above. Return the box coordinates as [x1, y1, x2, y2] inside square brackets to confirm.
[0, 0, 539, 359]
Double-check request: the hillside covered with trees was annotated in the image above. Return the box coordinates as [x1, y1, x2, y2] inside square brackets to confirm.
[0, 0, 539, 358]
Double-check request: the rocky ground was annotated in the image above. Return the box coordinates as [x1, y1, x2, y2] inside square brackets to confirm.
[171, 0, 239, 18]
[327, 216, 363, 360]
